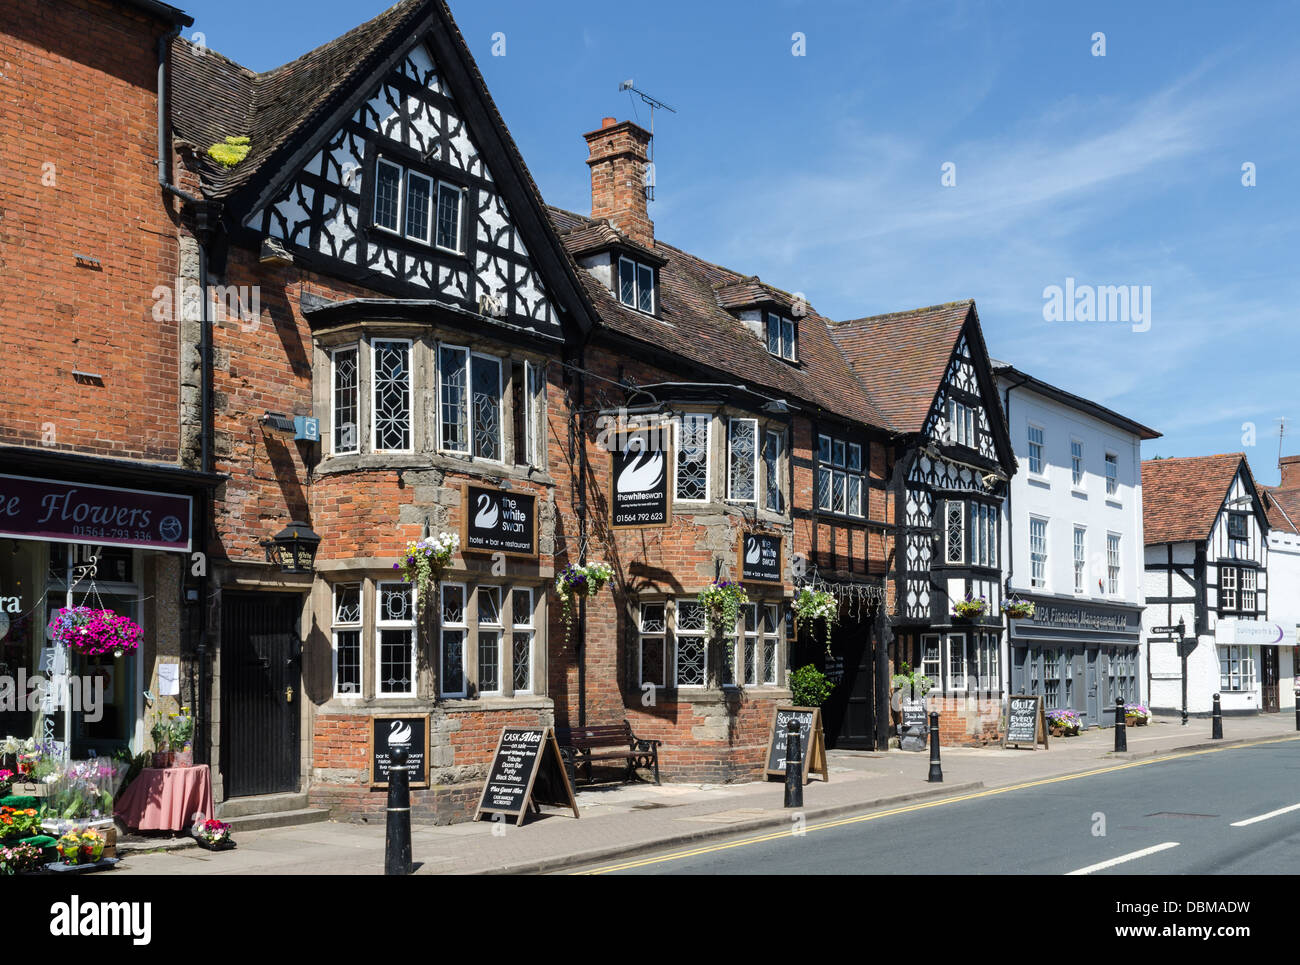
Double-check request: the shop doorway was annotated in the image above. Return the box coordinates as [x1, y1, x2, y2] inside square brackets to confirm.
[1262, 646, 1279, 713]
[812, 613, 876, 750]
[221, 592, 301, 797]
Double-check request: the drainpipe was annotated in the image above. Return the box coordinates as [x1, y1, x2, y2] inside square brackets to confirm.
[1001, 372, 1029, 697]
[157, 25, 217, 765]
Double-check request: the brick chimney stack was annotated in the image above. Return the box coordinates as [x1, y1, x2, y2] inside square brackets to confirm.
[1280, 454, 1300, 490]
[585, 117, 654, 249]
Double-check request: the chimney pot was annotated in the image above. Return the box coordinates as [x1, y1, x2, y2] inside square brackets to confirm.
[584, 118, 654, 248]
[601, 116, 617, 129]
[1280, 454, 1300, 489]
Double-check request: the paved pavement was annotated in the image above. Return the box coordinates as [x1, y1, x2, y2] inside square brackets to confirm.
[112, 713, 1300, 875]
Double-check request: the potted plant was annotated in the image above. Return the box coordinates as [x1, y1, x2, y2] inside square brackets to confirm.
[170, 709, 195, 767]
[55, 827, 105, 866]
[1001, 596, 1035, 620]
[0, 841, 43, 875]
[1046, 708, 1081, 737]
[951, 592, 988, 620]
[394, 532, 459, 616]
[1124, 703, 1151, 726]
[555, 561, 614, 642]
[0, 807, 39, 841]
[150, 715, 172, 768]
[0, 769, 12, 798]
[46, 606, 142, 657]
[890, 661, 933, 704]
[792, 587, 838, 652]
[193, 817, 234, 851]
[788, 664, 834, 708]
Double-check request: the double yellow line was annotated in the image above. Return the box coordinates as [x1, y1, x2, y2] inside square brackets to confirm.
[575, 735, 1300, 874]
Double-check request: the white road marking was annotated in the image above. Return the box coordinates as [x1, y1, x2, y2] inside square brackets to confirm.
[1066, 842, 1180, 875]
[1231, 802, 1300, 827]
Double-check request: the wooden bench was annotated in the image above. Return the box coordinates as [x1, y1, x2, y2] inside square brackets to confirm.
[556, 722, 661, 787]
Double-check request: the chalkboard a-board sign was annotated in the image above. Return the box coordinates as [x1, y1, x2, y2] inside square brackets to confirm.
[739, 532, 782, 584]
[610, 438, 672, 529]
[901, 698, 927, 731]
[764, 706, 829, 784]
[461, 483, 538, 558]
[1004, 694, 1050, 749]
[370, 715, 430, 788]
[474, 726, 580, 827]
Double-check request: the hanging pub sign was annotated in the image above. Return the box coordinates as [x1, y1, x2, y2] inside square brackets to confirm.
[370, 715, 430, 788]
[474, 726, 579, 827]
[609, 435, 671, 529]
[461, 483, 537, 558]
[739, 532, 783, 584]
[0, 473, 192, 552]
[1004, 694, 1049, 750]
[764, 705, 829, 784]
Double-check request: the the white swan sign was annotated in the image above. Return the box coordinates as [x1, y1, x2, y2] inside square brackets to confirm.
[369, 714, 429, 788]
[739, 532, 783, 584]
[461, 484, 537, 558]
[610, 438, 671, 528]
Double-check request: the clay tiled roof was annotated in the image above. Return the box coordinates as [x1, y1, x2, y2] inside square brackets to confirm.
[169, 0, 425, 196]
[712, 278, 794, 312]
[548, 207, 890, 430]
[828, 302, 974, 434]
[1262, 486, 1300, 534]
[1141, 453, 1247, 544]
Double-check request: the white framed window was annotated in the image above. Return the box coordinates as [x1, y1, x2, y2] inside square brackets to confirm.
[727, 418, 758, 502]
[1073, 526, 1086, 593]
[524, 361, 544, 467]
[618, 256, 655, 314]
[435, 181, 464, 253]
[947, 634, 967, 692]
[817, 432, 864, 518]
[976, 633, 999, 691]
[375, 582, 415, 696]
[1105, 453, 1119, 496]
[511, 588, 534, 694]
[762, 604, 780, 686]
[331, 345, 359, 455]
[476, 586, 503, 696]
[1220, 566, 1237, 611]
[1107, 533, 1121, 595]
[765, 311, 797, 361]
[738, 602, 782, 687]
[1220, 645, 1256, 692]
[371, 339, 412, 452]
[332, 582, 363, 698]
[674, 412, 711, 502]
[438, 344, 469, 453]
[440, 583, 467, 697]
[946, 399, 974, 448]
[1027, 424, 1044, 475]
[372, 157, 464, 253]
[404, 170, 433, 243]
[1071, 439, 1085, 487]
[436, 345, 505, 461]
[763, 429, 784, 512]
[1030, 517, 1048, 588]
[373, 157, 403, 233]
[1242, 567, 1257, 611]
[921, 634, 941, 692]
[674, 600, 707, 688]
[638, 602, 667, 689]
[946, 500, 965, 564]
[470, 352, 503, 462]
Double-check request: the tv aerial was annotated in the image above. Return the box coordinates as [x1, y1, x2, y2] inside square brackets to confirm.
[618, 79, 676, 201]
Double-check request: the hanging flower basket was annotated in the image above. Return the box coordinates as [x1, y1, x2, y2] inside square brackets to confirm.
[1001, 597, 1035, 620]
[951, 593, 988, 620]
[792, 587, 838, 652]
[698, 580, 749, 639]
[394, 532, 459, 615]
[555, 561, 614, 643]
[47, 607, 141, 657]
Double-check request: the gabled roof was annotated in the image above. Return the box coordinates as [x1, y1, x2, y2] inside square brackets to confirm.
[1262, 487, 1300, 534]
[1141, 453, 1254, 544]
[549, 206, 890, 430]
[990, 360, 1161, 441]
[828, 301, 975, 434]
[713, 278, 796, 313]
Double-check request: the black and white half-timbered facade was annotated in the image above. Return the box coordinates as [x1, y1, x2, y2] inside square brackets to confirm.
[832, 301, 1016, 743]
[1142, 454, 1290, 717]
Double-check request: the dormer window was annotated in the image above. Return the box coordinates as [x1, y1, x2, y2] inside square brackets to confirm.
[618, 256, 655, 314]
[373, 156, 464, 254]
[765, 312, 797, 362]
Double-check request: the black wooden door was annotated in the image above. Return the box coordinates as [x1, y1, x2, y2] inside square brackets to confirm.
[1262, 646, 1279, 713]
[221, 592, 301, 797]
[827, 617, 875, 750]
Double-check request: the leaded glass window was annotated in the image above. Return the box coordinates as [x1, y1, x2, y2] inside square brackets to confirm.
[763, 430, 783, 512]
[946, 500, 964, 564]
[618, 256, 655, 314]
[471, 354, 502, 461]
[436, 182, 462, 252]
[333, 582, 362, 697]
[439, 345, 469, 453]
[675, 600, 706, 687]
[441, 583, 466, 697]
[762, 605, 780, 686]
[476, 586, 502, 695]
[405, 171, 432, 242]
[373, 159, 402, 232]
[332, 346, 358, 454]
[376, 582, 414, 696]
[639, 602, 666, 689]
[512, 588, 533, 693]
[675, 413, 710, 502]
[372, 340, 411, 451]
[727, 419, 757, 502]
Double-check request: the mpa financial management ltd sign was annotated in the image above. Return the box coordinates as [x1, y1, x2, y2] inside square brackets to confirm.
[0, 474, 192, 552]
[1029, 602, 1137, 634]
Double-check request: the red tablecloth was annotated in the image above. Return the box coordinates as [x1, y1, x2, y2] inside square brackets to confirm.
[114, 765, 214, 832]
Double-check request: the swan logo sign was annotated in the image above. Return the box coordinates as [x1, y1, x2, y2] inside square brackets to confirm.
[611, 437, 671, 528]
[462, 484, 537, 558]
[370, 714, 429, 788]
[740, 532, 782, 584]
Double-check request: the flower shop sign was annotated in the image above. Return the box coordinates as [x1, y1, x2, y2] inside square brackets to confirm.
[461, 484, 537, 558]
[739, 532, 782, 584]
[370, 715, 429, 789]
[0, 474, 191, 552]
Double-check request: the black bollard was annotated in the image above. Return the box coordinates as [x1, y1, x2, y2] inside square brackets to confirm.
[1114, 699, 1127, 753]
[927, 711, 943, 783]
[784, 720, 804, 808]
[1295, 690, 1299, 732]
[385, 745, 413, 876]
[1211, 693, 1223, 740]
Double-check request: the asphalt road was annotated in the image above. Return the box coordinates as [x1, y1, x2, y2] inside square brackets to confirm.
[581, 740, 1300, 875]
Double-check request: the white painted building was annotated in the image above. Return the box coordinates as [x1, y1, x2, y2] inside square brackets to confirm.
[993, 362, 1159, 728]
[1142, 453, 1294, 717]
[1259, 456, 1300, 711]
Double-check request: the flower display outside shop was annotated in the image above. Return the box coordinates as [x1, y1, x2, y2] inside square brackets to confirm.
[555, 561, 613, 642]
[1046, 708, 1082, 736]
[0, 842, 43, 876]
[55, 827, 105, 866]
[394, 532, 459, 615]
[1001, 596, 1035, 619]
[951, 593, 989, 619]
[0, 807, 40, 840]
[194, 817, 233, 848]
[44, 758, 128, 823]
[1125, 703, 1151, 726]
[46, 606, 142, 657]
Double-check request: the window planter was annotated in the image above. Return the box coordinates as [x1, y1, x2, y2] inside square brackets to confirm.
[951, 594, 988, 620]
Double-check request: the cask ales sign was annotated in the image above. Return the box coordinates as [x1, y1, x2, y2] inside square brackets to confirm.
[764, 706, 829, 784]
[462, 484, 537, 558]
[474, 726, 579, 827]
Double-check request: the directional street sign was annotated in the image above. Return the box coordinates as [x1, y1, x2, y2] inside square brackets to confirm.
[1152, 625, 1181, 634]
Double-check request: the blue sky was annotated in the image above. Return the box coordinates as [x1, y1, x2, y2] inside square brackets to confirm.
[184, 0, 1300, 483]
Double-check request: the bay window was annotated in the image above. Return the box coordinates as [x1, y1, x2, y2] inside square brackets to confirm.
[372, 339, 412, 452]
[332, 582, 362, 698]
[1220, 645, 1255, 692]
[727, 418, 758, 502]
[674, 413, 711, 502]
[675, 600, 707, 688]
[440, 583, 467, 697]
[945, 500, 964, 564]
[376, 582, 415, 696]
[512, 589, 535, 694]
[331, 346, 359, 454]
[763, 430, 784, 512]
[477, 586, 503, 696]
